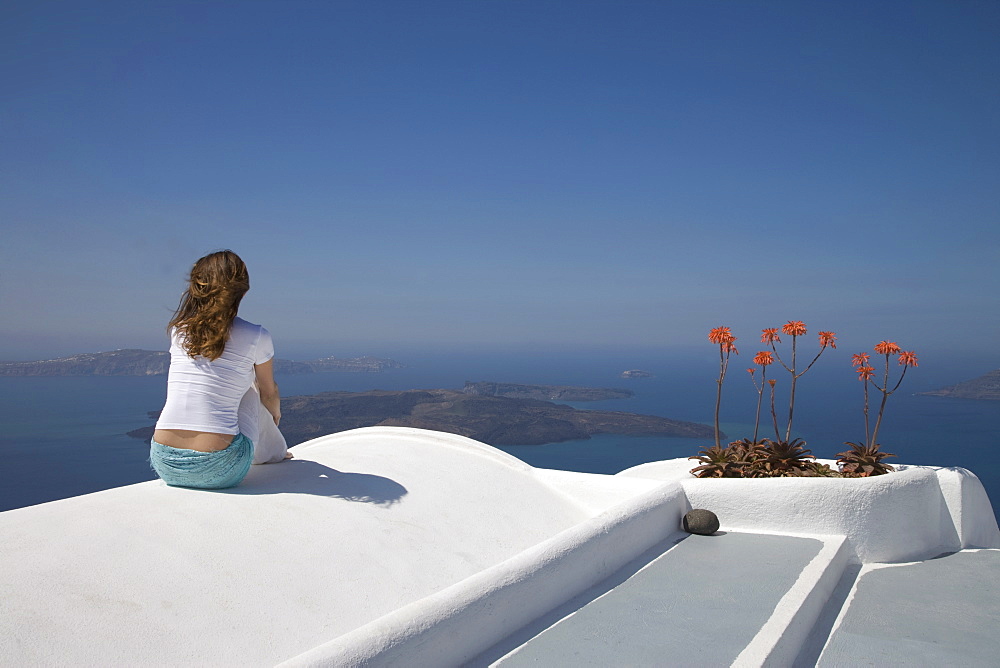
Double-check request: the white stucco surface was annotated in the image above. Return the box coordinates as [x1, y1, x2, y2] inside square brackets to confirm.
[0, 427, 668, 666]
[2, 429, 998, 666]
[281, 479, 686, 666]
[619, 459, 1000, 563]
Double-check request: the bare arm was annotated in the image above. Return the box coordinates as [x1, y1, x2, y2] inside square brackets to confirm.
[255, 359, 281, 425]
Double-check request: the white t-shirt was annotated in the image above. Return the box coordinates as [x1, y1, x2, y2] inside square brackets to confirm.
[155, 317, 274, 437]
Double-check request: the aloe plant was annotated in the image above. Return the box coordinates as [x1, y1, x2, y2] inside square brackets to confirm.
[689, 444, 741, 478]
[755, 438, 815, 477]
[837, 442, 896, 477]
[690, 438, 822, 478]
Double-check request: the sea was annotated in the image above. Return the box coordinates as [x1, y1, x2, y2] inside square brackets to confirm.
[2, 347, 999, 516]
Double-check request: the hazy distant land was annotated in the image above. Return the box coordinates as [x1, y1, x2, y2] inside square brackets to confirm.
[0, 349, 404, 376]
[922, 369, 1000, 400]
[129, 387, 716, 446]
[462, 381, 633, 401]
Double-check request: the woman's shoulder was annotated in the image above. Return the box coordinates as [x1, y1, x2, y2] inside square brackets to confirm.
[231, 317, 274, 363]
[232, 317, 268, 335]
[230, 317, 273, 354]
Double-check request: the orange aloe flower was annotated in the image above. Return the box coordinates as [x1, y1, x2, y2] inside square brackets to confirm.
[723, 342, 739, 355]
[761, 328, 781, 344]
[856, 365, 875, 381]
[782, 320, 807, 337]
[851, 352, 870, 367]
[747, 368, 755, 376]
[898, 351, 919, 367]
[753, 351, 774, 366]
[818, 331, 837, 349]
[874, 341, 901, 355]
[708, 326, 736, 345]
[767, 379, 776, 387]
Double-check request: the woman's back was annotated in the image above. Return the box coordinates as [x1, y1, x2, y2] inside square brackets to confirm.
[157, 317, 273, 438]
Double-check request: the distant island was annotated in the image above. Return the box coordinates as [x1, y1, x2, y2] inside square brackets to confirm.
[0, 349, 171, 377]
[0, 349, 404, 377]
[129, 388, 717, 447]
[271, 356, 404, 374]
[462, 381, 633, 402]
[921, 369, 1000, 400]
[621, 369, 653, 379]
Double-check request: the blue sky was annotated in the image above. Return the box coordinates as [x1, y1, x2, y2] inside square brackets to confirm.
[2, 0, 999, 364]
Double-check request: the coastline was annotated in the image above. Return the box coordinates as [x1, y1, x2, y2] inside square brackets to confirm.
[2, 354, 998, 514]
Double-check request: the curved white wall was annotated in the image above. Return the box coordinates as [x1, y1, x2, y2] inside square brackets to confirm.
[619, 459, 1000, 563]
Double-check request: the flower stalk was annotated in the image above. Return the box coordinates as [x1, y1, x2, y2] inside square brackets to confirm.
[768, 378, 779, 441]
[708, 326, 738, 448]
[853, 342, 918, 446]
[748, 351, 774, 442]
[764, 322, 836, 441]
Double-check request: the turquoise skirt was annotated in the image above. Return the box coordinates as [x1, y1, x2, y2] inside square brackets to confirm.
[149, 433, 254, 489]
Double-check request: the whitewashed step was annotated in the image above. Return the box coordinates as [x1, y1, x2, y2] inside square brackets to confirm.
[818, 549, 1000, 667]
[490, 531, 849, 667]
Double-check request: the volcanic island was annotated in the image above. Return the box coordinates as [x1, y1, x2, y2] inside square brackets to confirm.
[129, 382, 715, 447]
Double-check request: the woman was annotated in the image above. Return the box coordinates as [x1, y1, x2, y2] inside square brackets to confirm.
[151, 250, 289, 490]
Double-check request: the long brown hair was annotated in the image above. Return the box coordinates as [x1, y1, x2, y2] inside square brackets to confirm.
[168, 250, 250, 360]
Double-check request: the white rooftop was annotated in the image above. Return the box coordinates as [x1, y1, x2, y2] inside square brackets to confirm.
[2, 427, 998, 666]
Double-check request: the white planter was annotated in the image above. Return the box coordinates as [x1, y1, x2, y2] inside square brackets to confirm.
[619, 459, 1000, 563]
